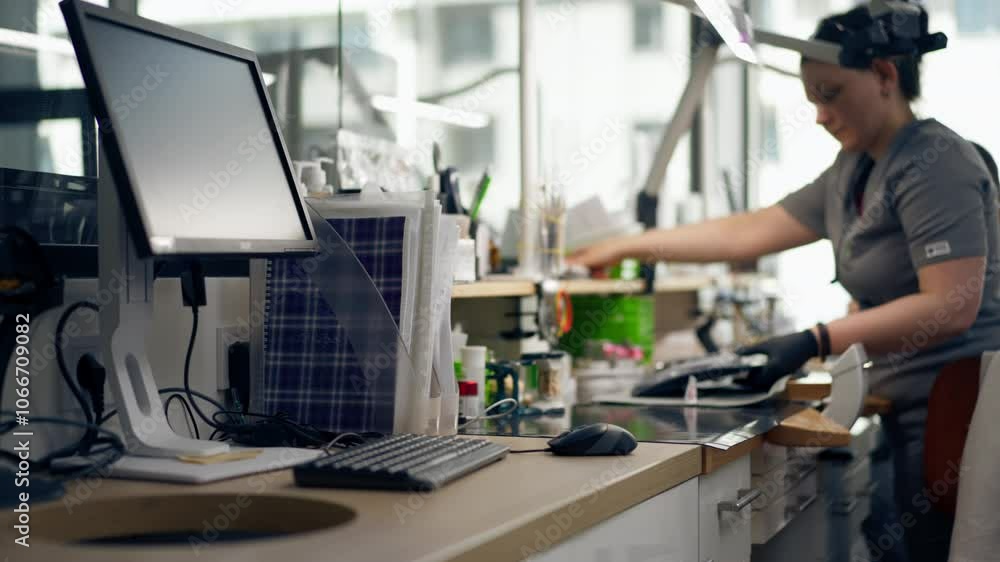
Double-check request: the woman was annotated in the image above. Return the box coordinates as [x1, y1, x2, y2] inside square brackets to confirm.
[570, 7, 999, 562]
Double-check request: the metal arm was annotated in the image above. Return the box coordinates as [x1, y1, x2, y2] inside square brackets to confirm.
[638, 1, 845, 228]
[640, 40, 720, 202]
[754, 30, 840, 65]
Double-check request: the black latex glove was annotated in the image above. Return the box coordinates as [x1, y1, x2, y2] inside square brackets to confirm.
[736, 330, 818, 392]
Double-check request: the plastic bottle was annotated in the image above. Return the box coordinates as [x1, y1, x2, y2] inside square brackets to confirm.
[461, 346, 487, 411]
[458, 380, 480, 419]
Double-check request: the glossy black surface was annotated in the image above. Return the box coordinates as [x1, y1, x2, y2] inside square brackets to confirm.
[461, 399, 809, 449]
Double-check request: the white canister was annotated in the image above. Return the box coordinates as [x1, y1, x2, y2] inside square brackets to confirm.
[460, 346, 487, 409]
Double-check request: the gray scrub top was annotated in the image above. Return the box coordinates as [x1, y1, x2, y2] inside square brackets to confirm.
[780, 118, 1000, 412]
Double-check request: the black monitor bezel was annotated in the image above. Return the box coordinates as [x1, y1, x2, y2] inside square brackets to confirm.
[60, 0, 317, 259]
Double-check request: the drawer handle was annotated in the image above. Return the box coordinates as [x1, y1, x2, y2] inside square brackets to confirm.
[718, 488, 762, 514]
[832, 497, 858, 515]
[798, 494, 818, 512]
[783, 466, 815, 485]
[785, 493, 818, 517]
[857, 482, 878, 497]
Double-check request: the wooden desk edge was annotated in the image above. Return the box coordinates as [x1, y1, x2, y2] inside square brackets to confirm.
[5, 438, 703, 562]
[449, 443, 702, 562]
[701, 435, 764, 475]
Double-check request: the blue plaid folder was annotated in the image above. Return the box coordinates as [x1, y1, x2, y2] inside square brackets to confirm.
[261, 216, 406, 433]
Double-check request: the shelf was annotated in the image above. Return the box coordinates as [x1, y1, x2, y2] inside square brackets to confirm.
[559, 279, 645, 295]
[451, 279, 535, 299]
[452, 276, 714, 299]
[654, 275, 714, 293]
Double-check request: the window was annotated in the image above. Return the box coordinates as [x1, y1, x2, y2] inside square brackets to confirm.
[0, 0, 107, 177]
[751, 0, 850, 327]
[956, 0, 1000, 33]
[632, 1, 664, 51]
[631, 121, 665, 182]
[439, 5, 494, 65]
[794, 0, 835, 24]
[139, 1, 401, 159]
[448, 122, 495, 173]
[760, 104, 780, 162]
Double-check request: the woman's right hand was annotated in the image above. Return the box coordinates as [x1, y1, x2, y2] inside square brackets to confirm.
[566, 238, 629, 270]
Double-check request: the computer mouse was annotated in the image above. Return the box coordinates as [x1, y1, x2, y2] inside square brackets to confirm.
[547, 423, 638, 456]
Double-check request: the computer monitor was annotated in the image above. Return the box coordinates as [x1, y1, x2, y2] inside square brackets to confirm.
[61, 0, 316, 258]
[58, 0, 321, 464]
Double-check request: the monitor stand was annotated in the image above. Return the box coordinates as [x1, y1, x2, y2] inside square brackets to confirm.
[98, 152, 228, 458]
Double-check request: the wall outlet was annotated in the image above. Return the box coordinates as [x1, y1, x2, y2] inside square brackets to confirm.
[216, 325, 247, 391]
[60, 335, 107, 413]
[65, 335, 102, 367]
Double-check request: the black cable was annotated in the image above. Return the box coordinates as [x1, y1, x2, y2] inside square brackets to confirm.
[209, 410, 329, 447]
[100, 305, 342, 449]
[54, 301, 100, 427]
[183, 306, 225, 431]
[160, 386, 227, 412]
[179, 308, 328, 446]
[163, 393, 200, 440]
[99, 387, 227, 426]
[0, 412, 125, 480]
[509, 448, 552, 454]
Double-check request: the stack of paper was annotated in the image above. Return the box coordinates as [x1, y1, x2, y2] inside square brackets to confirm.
[565, 196, 643, 252]
[252, 191, 459, 435]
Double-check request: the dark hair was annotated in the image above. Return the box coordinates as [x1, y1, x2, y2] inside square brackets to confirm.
[807, 6, 922, 101]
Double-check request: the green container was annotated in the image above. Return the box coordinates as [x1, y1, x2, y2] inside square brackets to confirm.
[558, 294, 654, 363]
[608, 258, 641, 281]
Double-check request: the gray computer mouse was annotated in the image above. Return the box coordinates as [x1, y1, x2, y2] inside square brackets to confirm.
[547, 423, 638, 456]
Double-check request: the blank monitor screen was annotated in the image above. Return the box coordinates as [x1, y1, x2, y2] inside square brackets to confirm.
[82, 15, 311, 253]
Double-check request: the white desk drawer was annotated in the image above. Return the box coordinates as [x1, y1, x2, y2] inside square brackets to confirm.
[700, 456, 753, 562]
[752, 469, 818, 545]
[750, 444, 787, 475]
[750, 486, 827, 562]
[528, 478, 699, 562]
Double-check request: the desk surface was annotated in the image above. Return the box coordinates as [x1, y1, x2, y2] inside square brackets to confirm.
[3, 437, 700, 562]
[463, 401, 806, 449]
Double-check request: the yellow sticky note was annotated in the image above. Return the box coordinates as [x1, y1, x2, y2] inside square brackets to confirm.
[177, 450, 263, 464]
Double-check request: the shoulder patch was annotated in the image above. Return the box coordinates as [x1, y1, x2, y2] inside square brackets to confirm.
[925, 241, 952, 259]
